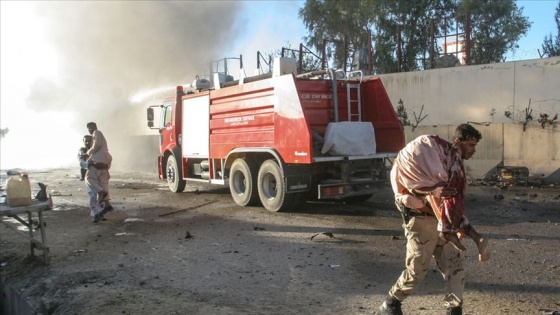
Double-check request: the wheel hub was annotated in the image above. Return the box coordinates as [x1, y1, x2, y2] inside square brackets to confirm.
[262, 173, 277, 199]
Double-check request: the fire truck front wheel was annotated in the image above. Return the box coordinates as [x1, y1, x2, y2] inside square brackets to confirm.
[166, 155, 186, 193]
[258, 159, 293, 212]
[229, 158, 260, 207]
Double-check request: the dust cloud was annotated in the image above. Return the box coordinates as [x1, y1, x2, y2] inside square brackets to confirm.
[23, 1, 244, 171]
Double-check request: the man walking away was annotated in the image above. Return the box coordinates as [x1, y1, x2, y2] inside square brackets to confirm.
[85, 122, 113, 222]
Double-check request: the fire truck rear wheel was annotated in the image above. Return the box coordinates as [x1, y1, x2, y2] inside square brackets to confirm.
[257, 159, 293, 212]
[229, 158, 260, 207]
[166, 155, 186, 193]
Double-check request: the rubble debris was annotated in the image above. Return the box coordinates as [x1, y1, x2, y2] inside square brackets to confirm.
[499, 166, 529, 186]
[310, 232, 334, 240]
[159, 201, 217, 217]
[50, 193, 72, 197]
[482, 166, 531, 187]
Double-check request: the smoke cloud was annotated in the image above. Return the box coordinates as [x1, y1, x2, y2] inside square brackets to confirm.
[22, 1, 244, 171]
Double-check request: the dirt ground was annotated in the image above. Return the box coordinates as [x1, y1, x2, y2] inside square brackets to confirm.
[1, 168, 559, 315]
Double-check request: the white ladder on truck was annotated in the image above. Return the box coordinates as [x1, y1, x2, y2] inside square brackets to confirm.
[346, 71, 363, 121]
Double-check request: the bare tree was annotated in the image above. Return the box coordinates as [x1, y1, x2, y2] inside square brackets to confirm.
[541, 1, 560, 57]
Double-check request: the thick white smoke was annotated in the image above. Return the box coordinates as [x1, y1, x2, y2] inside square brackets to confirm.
[1, 1, 243, 171]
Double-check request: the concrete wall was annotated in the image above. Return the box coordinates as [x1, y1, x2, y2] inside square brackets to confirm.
[405, 124, 560, 183]
[377, 56, 560, 126]
[375, 56, 560, 183]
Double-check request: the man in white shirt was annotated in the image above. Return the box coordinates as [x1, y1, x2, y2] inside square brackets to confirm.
[85, 122, 113, 223]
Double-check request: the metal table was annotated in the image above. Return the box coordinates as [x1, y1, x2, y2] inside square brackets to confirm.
[0, 196, 53, 264]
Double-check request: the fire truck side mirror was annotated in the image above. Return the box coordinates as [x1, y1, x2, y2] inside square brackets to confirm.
[147, 108, 155, 128]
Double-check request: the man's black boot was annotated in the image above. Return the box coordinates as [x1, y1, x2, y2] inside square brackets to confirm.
[378, 295, 403, 315]
[446, 306, 462, 315]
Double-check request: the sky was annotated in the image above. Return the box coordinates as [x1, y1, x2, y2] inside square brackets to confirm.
[510, 0, 560, 60]
[0, 0, 558, 171]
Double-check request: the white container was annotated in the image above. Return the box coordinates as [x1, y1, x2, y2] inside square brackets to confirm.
[6, 174, 32, 207]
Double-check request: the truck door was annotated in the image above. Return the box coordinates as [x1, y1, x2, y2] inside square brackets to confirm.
[160, 101, 173, 150]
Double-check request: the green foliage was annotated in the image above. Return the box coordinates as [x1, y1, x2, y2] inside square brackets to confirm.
[299, 0, 461, 72]
[375, 0, 458, 72]
[299, 0, 532, 73]
[299, 0, 375, 70]
[261, 42, 323, 73]
[396, 99, 410, 126]
[457, 0, 531, 63]
[541, 1, 560, 57]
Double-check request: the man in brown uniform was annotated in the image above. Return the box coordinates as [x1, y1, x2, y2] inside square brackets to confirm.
[378, 124, 489, 315]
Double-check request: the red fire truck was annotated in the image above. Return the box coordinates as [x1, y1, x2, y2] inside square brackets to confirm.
[147, 57, 404, 212]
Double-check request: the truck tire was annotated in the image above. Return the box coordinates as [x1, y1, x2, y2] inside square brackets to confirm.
[229, 158, 260, 207]
[166, 155, 186, 193]
[257, 159, 294, 212]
